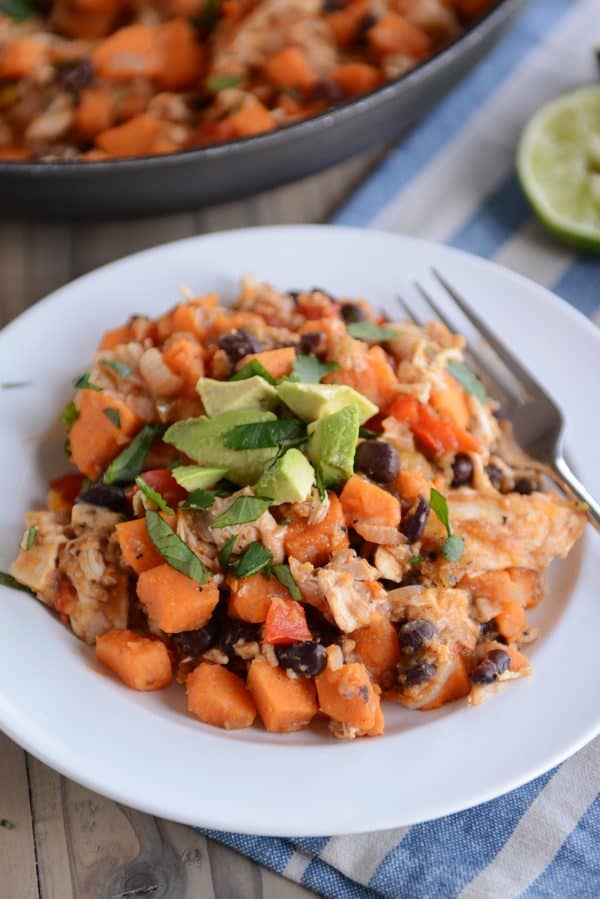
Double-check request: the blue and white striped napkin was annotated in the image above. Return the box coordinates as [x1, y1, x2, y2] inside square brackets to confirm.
[204, 1, 600, 895]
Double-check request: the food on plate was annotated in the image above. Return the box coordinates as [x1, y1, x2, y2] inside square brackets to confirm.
[6, 276, 585, 739]
[0, 0, 498, 162]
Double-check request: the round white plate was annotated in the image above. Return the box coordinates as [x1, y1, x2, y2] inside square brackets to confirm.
[0, 226, 598, 837]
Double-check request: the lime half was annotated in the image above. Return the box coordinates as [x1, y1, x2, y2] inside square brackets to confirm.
[517, 85, 600, 252]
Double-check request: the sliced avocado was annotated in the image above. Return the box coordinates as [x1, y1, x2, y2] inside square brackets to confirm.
[277, 381, 377, 425]
[308, 404, 359, 487]
[164, 410, 277, 486]
[254, 448, 315, 505]
[197, 376, 279, 417]
[171, 465, 227, 491]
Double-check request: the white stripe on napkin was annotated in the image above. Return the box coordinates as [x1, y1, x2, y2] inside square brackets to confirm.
[491, 220, 575, 286]
[374, 0, 598, 240]
[282, 849, 312, 882]
[317, 827, 411, 885]
[458, 738, 600, 899]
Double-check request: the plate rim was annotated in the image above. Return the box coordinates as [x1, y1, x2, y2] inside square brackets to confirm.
[1, 223, 598, 837]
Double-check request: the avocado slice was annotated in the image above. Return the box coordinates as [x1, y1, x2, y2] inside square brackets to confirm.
[197, 376, 279, 417]
[164, 410, 277, 486]
[277, 381, 377, 425]
[254, 448, 315, 505]
[171, 465, 227, 491]
[308, 404, 360, 487]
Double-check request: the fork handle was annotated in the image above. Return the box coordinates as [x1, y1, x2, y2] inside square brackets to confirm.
[553, 456, 600, 533]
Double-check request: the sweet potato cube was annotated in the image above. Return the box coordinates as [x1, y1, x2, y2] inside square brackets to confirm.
[137, 564, 219, 633]
[237, 347, 296, 379]
[247, 658, 317, 732]
[186, 662, 256, 730]
[69, 389, 141, 480]
[316, 661, 379, 732]
[284, 492, 349, 566]
[352, 614, 400, 682]
[228, 572, 291, 624]
[340, 475, 401, 529]
[96, 629, 172, 690]
[116, 517, 164, 574]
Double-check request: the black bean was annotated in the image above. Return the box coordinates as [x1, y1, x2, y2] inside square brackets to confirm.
[57, 60, 94, 96]
[470, 660, 498, 685]
[217, 329, 262, 364]
[77, 483, 126, 513]
[220, 620, 260, 660]
[513, 477, 539, 495]
[355, 12, 377, 44]
[397, 619, 437, 652]
[310, 79, 345, 104]
[173, 619, 218, 657]
[298, 332, 321, 355]
[451, 452, 474, 487]
[401, 495, 430, 544]
[33, 0, 52, 15]
[354, 440, 400, 484]
[340, 303, 366, 324]
[276, 641, 327, 678]
[303, 605, 341, 646]
[322, 0, 346, 9]
[487, 649, 511, 675]
[486, 464, 503, 489]
[399, 569, 422, 588]
[287, 290, 301, 304]
[310, 286, 337, 302]
[403, 661, 437, 687]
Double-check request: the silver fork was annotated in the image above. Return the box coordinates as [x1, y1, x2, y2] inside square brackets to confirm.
[398, 269, 600, 532]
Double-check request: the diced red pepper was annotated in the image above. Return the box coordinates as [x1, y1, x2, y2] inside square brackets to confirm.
[387, 394, 420, 426]
[55, 575, 78, 619]
[264, 598, 312, 645]
[49, 472, 84, 508]
[137, 469, 188, 507]
[389, 395, 480, 456]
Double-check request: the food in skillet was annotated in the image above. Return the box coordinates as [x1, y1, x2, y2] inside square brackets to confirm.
[0, 0, 498, 161]
[7, 278, 585, 738]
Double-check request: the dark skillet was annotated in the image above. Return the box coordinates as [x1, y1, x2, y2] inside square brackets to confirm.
[0, 0, 527, 221]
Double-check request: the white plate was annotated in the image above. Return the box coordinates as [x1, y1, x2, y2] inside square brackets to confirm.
[0, 226, 598, 837]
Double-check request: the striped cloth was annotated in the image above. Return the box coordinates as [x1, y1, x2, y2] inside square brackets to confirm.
[203, 1, 600, 895]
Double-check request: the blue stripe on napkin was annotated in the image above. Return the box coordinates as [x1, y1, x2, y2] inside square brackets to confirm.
[202, 1, 600, 896]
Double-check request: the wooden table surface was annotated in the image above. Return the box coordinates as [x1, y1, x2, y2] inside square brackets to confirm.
[0, 148, 384, 899]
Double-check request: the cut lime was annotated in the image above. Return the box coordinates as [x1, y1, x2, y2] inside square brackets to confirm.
[517, 85, 600, 252]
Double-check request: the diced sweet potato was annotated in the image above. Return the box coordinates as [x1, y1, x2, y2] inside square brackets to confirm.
[326, 1, 369, 46]
[430, 371, 471, 431]
[420, 655, 470, 710]
[74, 86, 114, 140]
[395, 468, 431, 503]
[137, 564, 219, 633]
[228, 572, 291, 624]
[331, 62, 381, 98]
[367, 12, 432, 58]
[156, 19, 206, 90]
[494, 600, 528, 643]
[96, 629, 172, 690]
[285, 492, 349, 566]
[461, 568, 543, 610]
[116, 517, 164, 574]
[263, 47, 317, 91]
[0, 39, 46, 79]
[351, 614, 400, 682]
[91, 24, 161, 81]
[316, 661, 380, 732]
[98, 323, 132, 350]
[323, 346, 398, 409]
[237, 347, 295, 379]
[247, 657, 317, 732]
[229, 97, 276, 138]
[69, 389, 141, 480]
[340, 475, 401, 532]
[186, 662, 256, 729]
[162, 335, 205, 397]
[95, 115, 178, 157]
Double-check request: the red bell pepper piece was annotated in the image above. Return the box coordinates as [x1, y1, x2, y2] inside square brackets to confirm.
[138, 469, 188, 507]
[264, 598, 312, 645]
[49, 472, 84, 507]
[389, 395, 480, 456]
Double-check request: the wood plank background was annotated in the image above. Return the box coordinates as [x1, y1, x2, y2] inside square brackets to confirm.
[0, 147, 385, 899]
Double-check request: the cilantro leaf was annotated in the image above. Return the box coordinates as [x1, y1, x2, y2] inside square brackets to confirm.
[145, 510, 209, 584]
[0, 818, 15, 830]
[24, 525, 38, 551]
[103, 424, 162, 485]
[289, 355, 339, 384]
[103, 407, 121, 429]
[218, 535, 237, 567]
[0, 0, 32, 20]
[230, 359, 277, 385]
[447, 360, 486, 403]
[61, 400, 79, 430]
[346, 322, 398, 342]
[231, 542, 272, 578]
[207, 73, 245, 93]
[0, 572, 34, 595]
[272, 563, 302, 602]
[408, 555, 424, 567]
[441, 534, 465, 562]
[223, 418, 305, 450]
[101, 358, 133, 378]
[135, 476, 174, 515]
[315, 467, 326, 502]
[180, 489, 218, 511]
[194, 0, 219, 32]
[359, 427, 380, 439]
[73, 372, 102, 391]
[211, 495, 272, 529]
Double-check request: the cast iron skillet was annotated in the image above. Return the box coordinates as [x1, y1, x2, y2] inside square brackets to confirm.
[1, 0, 527, 220]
